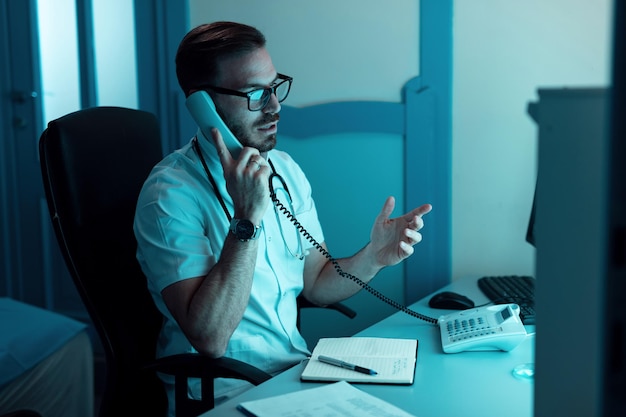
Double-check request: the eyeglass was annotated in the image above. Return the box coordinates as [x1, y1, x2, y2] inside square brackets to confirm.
[198, 73, 293, 111]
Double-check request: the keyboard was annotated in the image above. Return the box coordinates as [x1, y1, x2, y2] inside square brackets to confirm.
[477, 275, 536, 325]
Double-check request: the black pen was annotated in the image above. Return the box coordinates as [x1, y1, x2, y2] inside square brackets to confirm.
[317, 355, 378, 375]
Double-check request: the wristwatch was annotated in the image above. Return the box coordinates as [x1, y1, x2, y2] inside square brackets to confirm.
[229, 218, 261, 241]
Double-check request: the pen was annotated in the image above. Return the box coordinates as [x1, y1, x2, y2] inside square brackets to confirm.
[317, 355, 378, 376]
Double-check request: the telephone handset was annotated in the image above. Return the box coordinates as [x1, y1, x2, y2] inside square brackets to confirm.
[437, 303, 527, 353]
[186, 90, 243, 159]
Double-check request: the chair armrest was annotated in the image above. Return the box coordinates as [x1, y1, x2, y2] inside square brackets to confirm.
[145, 353, 272, 385]
[144, 353, 272, 417]
[324, 302, 357, 319]
[297, 296, 357, 319]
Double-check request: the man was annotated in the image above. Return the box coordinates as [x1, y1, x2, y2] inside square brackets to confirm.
[134, 21, 431, 414]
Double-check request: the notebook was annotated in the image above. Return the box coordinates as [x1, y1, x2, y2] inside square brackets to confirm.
[300, 337, 418, 384]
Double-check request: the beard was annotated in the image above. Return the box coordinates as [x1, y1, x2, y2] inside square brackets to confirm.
[224, 113, 279, 153]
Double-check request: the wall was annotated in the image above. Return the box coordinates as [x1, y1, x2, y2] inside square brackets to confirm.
[189, 1, 419, 105]
[452, 0, 613, 280]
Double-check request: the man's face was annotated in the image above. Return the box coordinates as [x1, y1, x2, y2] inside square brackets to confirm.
[213, 47, 281, 154]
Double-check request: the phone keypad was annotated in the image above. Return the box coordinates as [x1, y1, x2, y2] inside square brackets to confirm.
[446, 316, 499, 342]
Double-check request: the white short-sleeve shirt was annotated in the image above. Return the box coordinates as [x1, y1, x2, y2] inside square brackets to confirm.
[134, 132, 324, 407]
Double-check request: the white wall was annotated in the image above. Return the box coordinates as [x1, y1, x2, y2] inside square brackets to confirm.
[452, 0, 613, 280]
[189, 0, 419, 105]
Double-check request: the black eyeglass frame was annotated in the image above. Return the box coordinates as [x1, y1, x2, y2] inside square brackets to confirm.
[197, 73, 293, 111]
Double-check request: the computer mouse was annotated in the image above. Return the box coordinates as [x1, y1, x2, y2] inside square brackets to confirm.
[428, 291, 475, 310]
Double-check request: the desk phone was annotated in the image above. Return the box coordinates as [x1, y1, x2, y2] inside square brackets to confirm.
[438, 303, 527, 353]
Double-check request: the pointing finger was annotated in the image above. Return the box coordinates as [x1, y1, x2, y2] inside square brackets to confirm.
[405, 204, 432, 222]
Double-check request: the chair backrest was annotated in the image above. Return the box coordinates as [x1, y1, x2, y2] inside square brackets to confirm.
[39, 107, 166, 416]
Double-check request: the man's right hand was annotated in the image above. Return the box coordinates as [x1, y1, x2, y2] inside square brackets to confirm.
[211, 127, 270, 224]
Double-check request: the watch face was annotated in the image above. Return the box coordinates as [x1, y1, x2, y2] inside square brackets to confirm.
[236, 220, 255, 239]
[231, 219, 260, 241]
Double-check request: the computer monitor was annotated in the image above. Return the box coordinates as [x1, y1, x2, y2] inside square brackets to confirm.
[533, 2, 625, 414]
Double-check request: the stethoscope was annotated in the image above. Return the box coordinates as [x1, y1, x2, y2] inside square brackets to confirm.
[268, 172, 305, 260]
[193, 137, 305, 260]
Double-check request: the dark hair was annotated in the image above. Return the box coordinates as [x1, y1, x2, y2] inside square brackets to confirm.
[175, 21, 267, 97]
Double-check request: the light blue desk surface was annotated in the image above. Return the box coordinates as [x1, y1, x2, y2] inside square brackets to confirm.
[202, 276, 535, 417]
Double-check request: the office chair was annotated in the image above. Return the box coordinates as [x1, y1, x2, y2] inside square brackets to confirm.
[38, 107, 272, 417]
[39, 106, 355, 417]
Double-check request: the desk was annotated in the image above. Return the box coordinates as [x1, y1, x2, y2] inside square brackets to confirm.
[203, 276, 535, 417]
